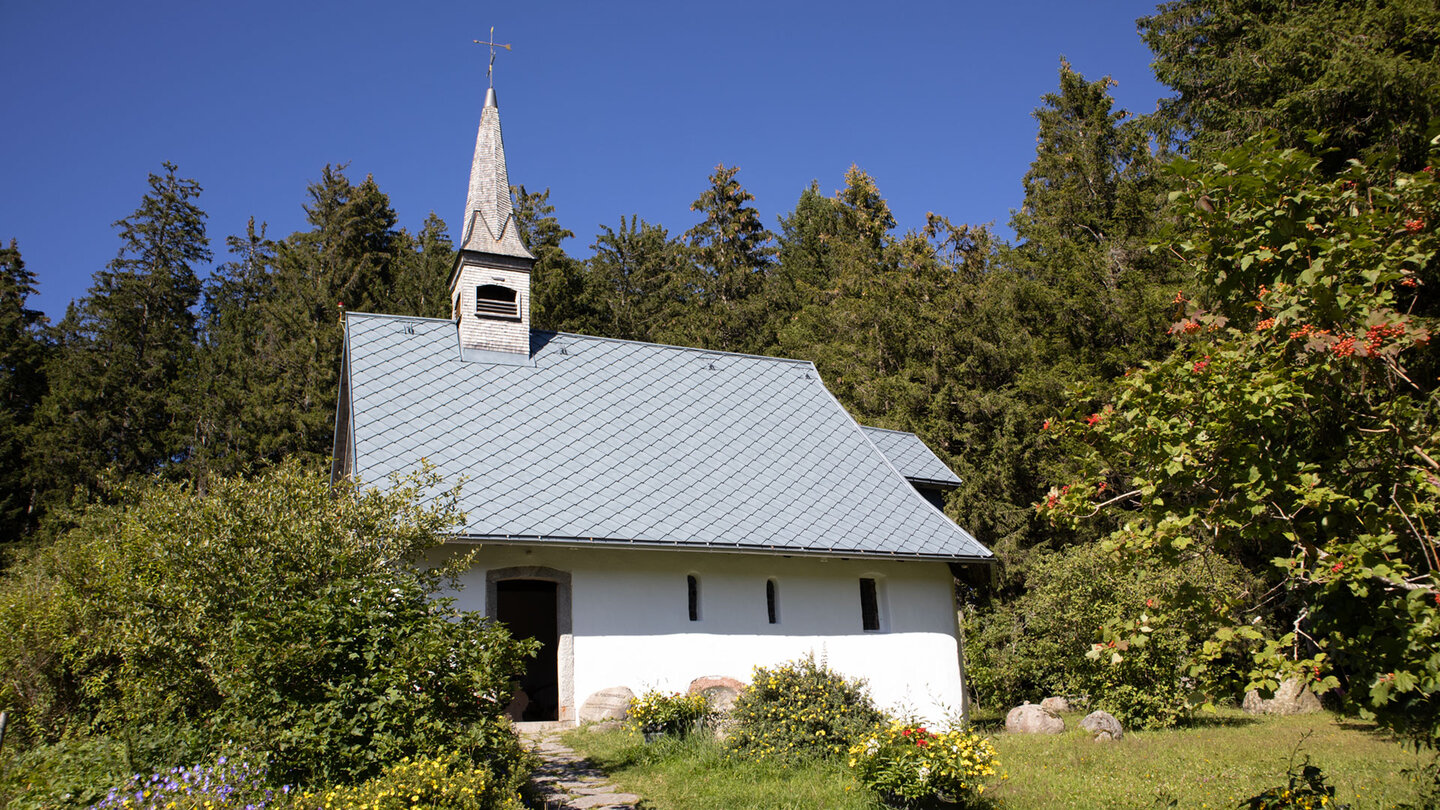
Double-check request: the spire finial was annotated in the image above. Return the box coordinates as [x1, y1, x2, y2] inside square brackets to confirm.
[473, 27, 512, 89]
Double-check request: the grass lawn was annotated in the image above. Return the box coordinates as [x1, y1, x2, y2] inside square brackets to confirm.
[563, 710, 1429, 810]
[981, 709, 1421, 809]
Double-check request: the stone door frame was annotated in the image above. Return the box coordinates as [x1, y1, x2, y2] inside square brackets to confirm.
[485, 565, 575, 723]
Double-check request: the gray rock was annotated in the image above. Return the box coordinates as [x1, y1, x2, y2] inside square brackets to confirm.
[1080, 710, 1123, 741]
[579, 686, 636, 723]
[1243, 678, 1323, 716]
[1005, 703, 1065, 734]
[1040, 696, 1071, 714]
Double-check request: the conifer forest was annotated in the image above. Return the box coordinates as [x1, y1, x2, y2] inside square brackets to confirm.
[1, 1, 1439, 806]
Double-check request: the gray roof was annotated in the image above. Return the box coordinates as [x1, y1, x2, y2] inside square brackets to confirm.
[859, 427, 962, 489]
[338, 312, 989, 561]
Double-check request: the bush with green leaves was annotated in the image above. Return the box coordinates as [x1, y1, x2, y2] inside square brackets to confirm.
[964, 541, 1254, 729]
[625, 690, 709, 737]
[0, 735, 132, 810]
[0, 461, 536, 798]
[725, 655, 884, 763]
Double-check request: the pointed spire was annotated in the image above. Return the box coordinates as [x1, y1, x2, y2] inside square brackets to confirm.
[460, 87, 534, 260]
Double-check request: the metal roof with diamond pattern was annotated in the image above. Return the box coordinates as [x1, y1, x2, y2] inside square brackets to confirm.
[858, 427, 962, 489]
[337, 311, 990, 561]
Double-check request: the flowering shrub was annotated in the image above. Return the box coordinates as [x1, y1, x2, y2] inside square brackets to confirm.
[625, 690, 709, 737]
[725, 655, 884, 763]
[1035, 137, 1440, 743]
[848, 722, 998, 808]
[291, 750, 523, 810]
[92, 752, 284, 809]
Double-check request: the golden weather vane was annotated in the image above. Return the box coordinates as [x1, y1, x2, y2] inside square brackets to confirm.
[473, 26, 512, 88]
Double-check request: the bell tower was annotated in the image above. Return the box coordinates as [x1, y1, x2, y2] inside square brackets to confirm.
[449, 77, 535, 363]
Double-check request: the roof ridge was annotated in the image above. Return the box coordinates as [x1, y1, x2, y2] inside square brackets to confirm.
[859, 425, 920, 437]
[549, 330, 817, 366]
[345, 311, 453, 324]
[342, 315, 818, 368]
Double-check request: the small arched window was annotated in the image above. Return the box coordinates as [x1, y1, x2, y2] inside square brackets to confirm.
[859, 577, 881, 632]
[766, 578, 779, 625]
[687, 574, 701, 622]
[475, 284, 520, 320]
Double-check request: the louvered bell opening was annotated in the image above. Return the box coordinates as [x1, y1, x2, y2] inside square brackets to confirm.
[475, 284, 520, 321]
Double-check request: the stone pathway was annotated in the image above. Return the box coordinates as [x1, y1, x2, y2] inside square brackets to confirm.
[520, 726, 644, 810]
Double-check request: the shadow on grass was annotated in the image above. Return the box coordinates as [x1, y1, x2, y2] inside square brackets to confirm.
[1179, 713, 1261, 729]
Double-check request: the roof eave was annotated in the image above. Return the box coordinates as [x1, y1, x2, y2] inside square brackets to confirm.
[446, 534, 994, 564]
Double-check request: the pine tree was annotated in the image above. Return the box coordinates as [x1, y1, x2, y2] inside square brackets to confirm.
[30, 163, 210, 507]
[0, 240, 48, 541]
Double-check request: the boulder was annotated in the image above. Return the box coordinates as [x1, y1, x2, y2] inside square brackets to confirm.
[578, 686, 636, 723]
[1242, 678, 1323, 716]
[1005, 702, 1065, 734]
[1080, 710, 1123, 741]
[688, 675, 745, 714]
[1040, 696, 1071, 714]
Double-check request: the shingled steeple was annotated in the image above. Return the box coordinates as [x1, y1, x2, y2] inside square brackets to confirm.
[459, 88, 534, 260]
[451, 84, 535, 363]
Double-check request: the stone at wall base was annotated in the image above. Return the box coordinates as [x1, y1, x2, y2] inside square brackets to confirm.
[579, 686, 636, 723]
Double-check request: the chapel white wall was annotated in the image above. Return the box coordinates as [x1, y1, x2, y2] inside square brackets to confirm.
[436, 545, 968, 726]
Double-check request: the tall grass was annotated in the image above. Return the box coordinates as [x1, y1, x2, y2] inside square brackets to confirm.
[561, 728, 882, 809]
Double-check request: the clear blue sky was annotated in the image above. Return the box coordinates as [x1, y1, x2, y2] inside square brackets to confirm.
[2, 1, 1170, 321]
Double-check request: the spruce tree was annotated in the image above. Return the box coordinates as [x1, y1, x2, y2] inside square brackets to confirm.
[587, 216, 696, 344]
[229, 166, 394, 465]
[514, 186, 589, 332]
[1007, 61, 1175, 378]
[388, 213, 454, 320]
[192, 218, 280, 481]
[0, 240, 48, 542]
[684, 165, 777, 353]
[1140, 0, 1440, 168]
[30, 163, 210, 508]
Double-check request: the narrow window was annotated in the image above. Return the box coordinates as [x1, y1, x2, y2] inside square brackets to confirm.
[860, 577, 880, 631]
[687, 574, 700, 622]
[475, 284, 520, 320]
[766, 578, 779, 625]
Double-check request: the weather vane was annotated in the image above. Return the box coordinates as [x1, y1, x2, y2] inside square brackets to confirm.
[473, 26, 512, 88]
